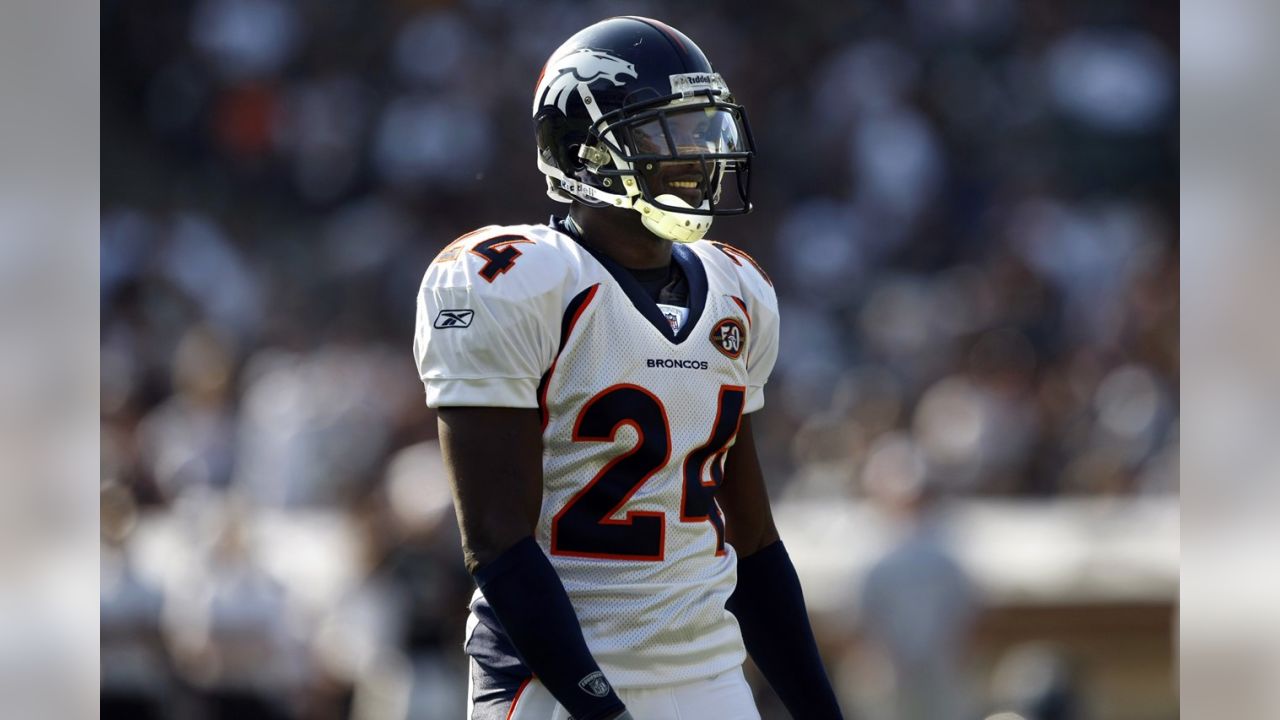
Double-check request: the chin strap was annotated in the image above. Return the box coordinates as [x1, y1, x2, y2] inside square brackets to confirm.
[635, 194, 713, 243]
[547, 168, 714, 243]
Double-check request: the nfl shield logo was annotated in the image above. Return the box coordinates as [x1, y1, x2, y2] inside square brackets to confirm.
[578, 671, 611, 698]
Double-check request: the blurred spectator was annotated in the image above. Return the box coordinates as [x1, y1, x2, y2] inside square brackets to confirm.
[101, 482, 170, 719]
[859, 454, 978, 720]
[159, 493, 309, 718]
[135, 325, 237, 499]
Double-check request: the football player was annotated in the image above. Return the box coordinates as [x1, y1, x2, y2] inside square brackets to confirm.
[414, 16, 843, 720]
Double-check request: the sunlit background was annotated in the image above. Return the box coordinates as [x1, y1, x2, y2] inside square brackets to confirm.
[100, 1, 1177, 719]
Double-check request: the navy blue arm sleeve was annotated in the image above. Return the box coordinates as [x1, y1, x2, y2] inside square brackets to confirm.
[727, 540, 843, 719]
[473, 536, 626, 720]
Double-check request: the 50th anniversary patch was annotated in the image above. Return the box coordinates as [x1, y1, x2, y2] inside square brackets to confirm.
[433, 309, 474, 329]
[710, 317, 746, 359]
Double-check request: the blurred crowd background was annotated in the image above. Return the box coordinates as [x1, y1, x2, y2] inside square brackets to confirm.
[100, 1, 1177, 719]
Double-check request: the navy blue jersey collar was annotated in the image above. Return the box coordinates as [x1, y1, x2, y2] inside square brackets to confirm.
[551, 216, 708, 343]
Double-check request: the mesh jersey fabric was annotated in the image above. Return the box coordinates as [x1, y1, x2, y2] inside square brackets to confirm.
[414, 221, 779, 689]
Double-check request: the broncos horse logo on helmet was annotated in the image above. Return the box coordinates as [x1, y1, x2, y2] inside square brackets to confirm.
[536, 48, 637, 114]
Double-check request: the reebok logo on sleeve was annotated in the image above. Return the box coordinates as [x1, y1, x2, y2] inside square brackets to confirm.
[433, 309, 474, 328]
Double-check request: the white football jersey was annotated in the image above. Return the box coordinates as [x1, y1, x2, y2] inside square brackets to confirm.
[414, 221, 779, 689]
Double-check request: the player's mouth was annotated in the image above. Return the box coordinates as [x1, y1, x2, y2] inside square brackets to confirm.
[658, 174, 706, 206]
[639, 157, 710, 207]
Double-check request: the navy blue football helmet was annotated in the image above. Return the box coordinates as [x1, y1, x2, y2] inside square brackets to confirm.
[533, 16, 755, 243]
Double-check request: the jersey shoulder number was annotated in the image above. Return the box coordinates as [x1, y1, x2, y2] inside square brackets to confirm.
[433, 225, 538, 283]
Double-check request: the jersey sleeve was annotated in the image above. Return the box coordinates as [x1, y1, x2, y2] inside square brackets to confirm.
[743, 270, 779, 414]
[413, 228, 566, 408]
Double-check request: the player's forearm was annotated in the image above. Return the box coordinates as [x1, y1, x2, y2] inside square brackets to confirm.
[728, 540, 844, 719]
[474, 536, 626, 720]
[459, 514, 533, 575]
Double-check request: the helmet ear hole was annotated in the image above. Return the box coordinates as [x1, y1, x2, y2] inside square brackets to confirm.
[535, 112, 584, 174]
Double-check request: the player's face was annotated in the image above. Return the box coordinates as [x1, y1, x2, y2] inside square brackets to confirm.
[628, 107, 743, 208]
